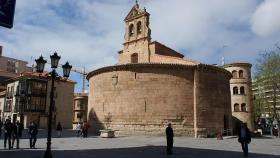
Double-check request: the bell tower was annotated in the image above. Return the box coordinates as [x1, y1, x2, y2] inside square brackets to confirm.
[119, 2, 151, 64]
[124, 2, 151, 44]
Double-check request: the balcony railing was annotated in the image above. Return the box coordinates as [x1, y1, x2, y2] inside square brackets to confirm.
[6, 92, 13, 98]
[4, 105, 12, 112]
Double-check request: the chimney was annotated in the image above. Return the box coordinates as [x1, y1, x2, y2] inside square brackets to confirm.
[0, 46, 2, 57]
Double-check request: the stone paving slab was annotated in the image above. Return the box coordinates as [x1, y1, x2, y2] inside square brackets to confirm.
[0, 134, 279, 158]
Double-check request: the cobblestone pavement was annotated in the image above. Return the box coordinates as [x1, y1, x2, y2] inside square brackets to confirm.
[0, 131, 279, 158]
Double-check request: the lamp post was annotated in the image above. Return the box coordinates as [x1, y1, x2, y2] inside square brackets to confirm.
[35, 52, 72, 158]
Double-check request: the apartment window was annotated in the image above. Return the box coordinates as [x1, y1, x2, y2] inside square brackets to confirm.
[233, 87, 238, 94]
[234, 103, 239, 112]
[77, 113, 83, 120]
[7, 87, 11, 98]
[75, 100, 83, 109]
[6, 60, 16, 72]
[16, 85, 19, 95]
[79, 101, 84, 109]
[5, 100, 12, 111]
[31, 81, 46, 94]
[27, 96, 46, 111]
[241, 103, 246, 112]
[11, 86, 14, 95]
[239, 70, 244, 78]
[131, 53, 138, 63]
[240, 86, 245, 95]
[232, 70, 237, 78]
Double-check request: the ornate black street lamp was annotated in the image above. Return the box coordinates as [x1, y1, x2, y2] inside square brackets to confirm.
[35, 52, 72, 158]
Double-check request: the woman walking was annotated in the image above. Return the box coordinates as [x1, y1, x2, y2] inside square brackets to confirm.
[75, 122, 81, 137]
[56, 122, 62, 137]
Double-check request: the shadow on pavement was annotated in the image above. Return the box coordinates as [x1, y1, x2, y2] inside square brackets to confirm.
[0, 146, 279, 158]
[19, 129, 85, 139]
[252, 136, 274, 139]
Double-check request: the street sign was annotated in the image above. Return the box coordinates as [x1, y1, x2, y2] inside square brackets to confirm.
[0, 0, 16, 29]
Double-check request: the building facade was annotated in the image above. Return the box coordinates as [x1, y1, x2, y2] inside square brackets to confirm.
[87, 3, 232, 137]
[252, 78, 280, 121]
[0, 46, 31, 91]
[223, 63, 253, 131]
[0, 91, 5, 121]
[73, 93, 88, 129]
[2, 71, 75, 129]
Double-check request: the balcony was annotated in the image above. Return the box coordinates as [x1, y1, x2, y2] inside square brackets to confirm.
[4, 105, 12, 112]
[6, 92, 13, 98]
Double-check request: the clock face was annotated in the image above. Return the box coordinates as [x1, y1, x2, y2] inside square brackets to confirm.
[0, 0, 16, 28]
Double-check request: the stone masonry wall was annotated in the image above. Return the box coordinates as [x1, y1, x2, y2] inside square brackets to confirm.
[88, 65, 195, 136]
[87, 64, 232, 137]
[223, 63, 253, 131]
[194, 67, 232, 137]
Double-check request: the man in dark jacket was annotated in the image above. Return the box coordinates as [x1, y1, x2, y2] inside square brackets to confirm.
[4, 118, 13, 149]
[166, 123, 174, 154]
[238, 123, 251, 157]
[28, 121, 38, 149]
[12, 120, 23, 149]
[0, 120, 3, 138]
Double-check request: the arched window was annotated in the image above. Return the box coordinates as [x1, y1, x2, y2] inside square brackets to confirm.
[137, 21, 142, 34]
[131, 53, 138, 63]
[129, 24, 134, 36]
[239, 70, 244, 78]
[233, 87, 238, 94]
[240, 86, 245, 95]
[241, 103, 246, 112]
[234, 103, 239, 112]
[232, 70, 237, 78]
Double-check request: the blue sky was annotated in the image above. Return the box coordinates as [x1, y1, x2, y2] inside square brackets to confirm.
[1, 0, 280, 92]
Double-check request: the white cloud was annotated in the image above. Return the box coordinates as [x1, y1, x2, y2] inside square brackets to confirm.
[1, 0, 280, 91]
[251, 0, 280, 37]
[145, 0, 260, 63]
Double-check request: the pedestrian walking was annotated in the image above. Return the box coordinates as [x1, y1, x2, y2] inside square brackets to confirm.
[28, 121, 38, 149]
[56, 122, 62, 137]
[75, 122, 82, 137]
[82, 122, 89, 138]
[11, 120, 23, 149]
[238, 123, 251, 157]
[166, 123, 174, 155]
[3, 118, 13, 149]
[0, 119, 3, 139]
[278, 127, 280, 138]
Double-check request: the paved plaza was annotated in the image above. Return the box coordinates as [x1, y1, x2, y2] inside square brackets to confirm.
[0, 131, 280, 158]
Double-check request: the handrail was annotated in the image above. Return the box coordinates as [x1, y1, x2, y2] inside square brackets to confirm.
[221, 128, 233, 136]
